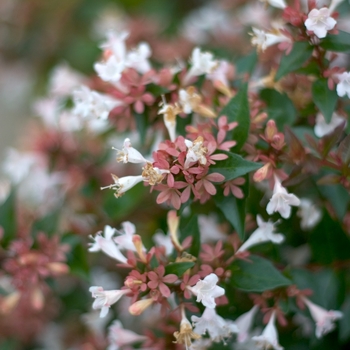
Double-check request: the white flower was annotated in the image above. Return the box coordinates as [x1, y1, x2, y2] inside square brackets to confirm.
[114, 138, 148, 164]
[184, 47, 218, 83]
[235, 305, 259, 343]
[189, 338, 213, 350]
[191, 307, 238, 342]
[297, 198, 322, 229]
[252, 311, 283, 350]
[49, 63, 84, 96]
[101, 174, 145, 197]
[187, 273, 225, 308]
[153, 230, 174, 255]
[73, 86, 122, 120]
[305, 8, 337, 38]
[251, 27, 291, 52]
[89, 286, 129, 318]
[184, 136, 208, 168]
[314, 112, 346, 137]
[107, 320, 147, 350]
[101, 31, 128, 60]
[329, 0, 345, 13]
[266, 177, 300, 219]
[81, 310, 111, 336]
[179, 89, 195, 114]
[89, 228, 128, 264]
[259, 0, 287, 9]
[336, 71, 350, 98]
[114, 221, 144, 251]
[237, 215, 284, 253]
[206, 60, 232, 87]
[126, 42, 152, 74]
[94, 54, 126, 83]
[302, 297, 343, 338]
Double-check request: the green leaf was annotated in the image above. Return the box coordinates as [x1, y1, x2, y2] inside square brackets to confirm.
[134, 112, 147, 145]
[275, 42, 313, 80]
[236, 51, 257, 75]
[218, 84, 250, 151]
[66, 240, 90, 281]
[312, 79, 338, 123]
[165, 262, 195, 276]
[309, 212, 350, 264]
[0, 190, 16, 246]
[179, 215, 200, 257]
[230, 255, 291, 292]
[214, 176, 249, 240]
[31, 210, 61, 237]
[320, 31, 350, 52]
[260, 89, 297, 129]
[209, 150, 261, 182]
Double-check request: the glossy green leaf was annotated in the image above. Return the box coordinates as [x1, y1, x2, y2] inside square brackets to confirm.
[214, 176, 249, 240]
[219, 84, 250, 151]
[209, 150, 261, 182]
[276, 42, 313, 80]
[260, 89, 297, 129]
[165, 262, 195, 276]
[0, 190, 16, 246]
[312, 79, 338, 123]
[320, 31, 350, 52]
[230, 255, 291, 292]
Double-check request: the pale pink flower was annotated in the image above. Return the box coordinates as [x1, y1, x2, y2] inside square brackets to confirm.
[114, 221, 144, 251]
[187, 273, 225, 308]
[147, 265, 178, 297]
[235, 305, 259, 343]
[252, 311, 283, 350]
[305, 8, 337, 39]
[302, 297, 343, 338]
[107, 320, 147, 350]
[89, 286, 129, 318]
[114, 138, 148, 164]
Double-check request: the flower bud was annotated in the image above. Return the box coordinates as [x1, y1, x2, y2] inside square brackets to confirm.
[132, 235, 147, 263]
[129, 298, 154, 315]
[265, 120, 277, 142]
[253, 163, 271, 182]
[167, 210, 183, 252]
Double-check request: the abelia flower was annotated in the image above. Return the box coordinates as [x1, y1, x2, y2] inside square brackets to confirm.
[153, 231, 174, 255]
[100, 30, 128, 60]
[314, 112, 346, 137]
[114, 138, 148, 164]
[147, 265, 178, 298]
[336, 71, 350, 98]
[158, 98, 182, 142]
[266, 176, 300, 218]
[187, 273, 225, 308]
[107, 320, 148, 350]
[125, 42, 152, 74]
[191, 307, 238, 342]
[73, 86, 122, 120]
[235, 305, 259, 343]
[302, 297, 343, 338]
[173, 311, 201, 348]
[297, 198, 322, 230]
[184, 47, 218, 83]
[101, 174, 145, 198]
[252, 311, 283, 350]
[251, 27, 291, 52]
[89, 228, 127, 264]
[184, 136, 208, 168]
[94, 55, 125, 83]
[113, 221, 144, 251]
[305, 8, 337, 39]
[89, 286, 130, 318]
[223, 177, 245, 198]
[237, 215, 284, 253]
[259, 0, 287, 9]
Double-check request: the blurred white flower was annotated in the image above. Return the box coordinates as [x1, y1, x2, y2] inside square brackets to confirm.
[305, 8, 336, 38]
[314, 112, 346, 137]
[187, 273, 225, 308]
[153, 230, 174, 255]
[259, 0, 287, 9]
[252, 311, 283, 350]
[251, 27, 291, 52]
[0, 178, 10, 204]
[237, 215, 284, 253]
[73, 85, 122, 120]
[266, 176, 300, 218]
[297, 198, 322, 229]
[191, 307, 238, 342]
[198, 214, 227, 243]
[126, 42, 152, 74]
[302, 297, 343, 338]
[114, 221, 145, 252]
[94, 55, 125, 83]
[89, 286, 129, 318]
[101, 174, 145, 198]
[235, 305, 259, 343]
[336, 71, 350, 98]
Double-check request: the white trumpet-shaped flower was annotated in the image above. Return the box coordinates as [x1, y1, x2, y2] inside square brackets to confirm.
[184, 136, 208, 168]
[114, 221, 145, 252]
[251, 27, 291, 52]
[114, 138, 148, 164]
[235, 305, 259, 343]
[187, 273, 225, 309]
[336, 71, 350, 98]
[94, 55, 126, 83]
[297, 198, 322, 230]
[89, 286, 129, 318]
[252, 311, 283, 350]
[101, 174, 145, 198]
[314, 112, 346, 137]
[259, 0, 287, 9]
[191, 307, 238, 342]
[237, 215, 284, 253]
[302, 297, 343, 338]
[266, 176, 300, 218]
[305, 7, 337, 39]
